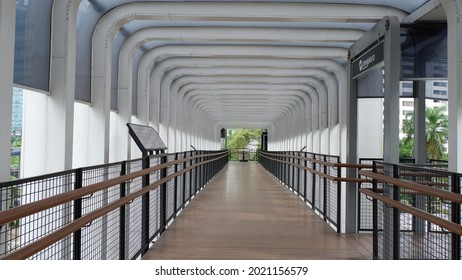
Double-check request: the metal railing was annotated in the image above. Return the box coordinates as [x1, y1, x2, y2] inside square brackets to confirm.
[228, 149, 258, 161]
[258, 150, 368, 233]
[359, 162, 462, 260]
[0, 150, 228, 260]
[357, 158, 450, 232]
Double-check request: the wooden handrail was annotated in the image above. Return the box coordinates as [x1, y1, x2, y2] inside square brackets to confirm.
[0, 152, 228, 260]
[259, 152, 371, 184]
[359, 170, 462, 204]
[359, 188, 462, 236]
[258, 150, 372, 169]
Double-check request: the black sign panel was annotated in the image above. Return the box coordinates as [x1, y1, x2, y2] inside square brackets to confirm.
[127, 123, 167, 154]
[352, 41, 384, 79]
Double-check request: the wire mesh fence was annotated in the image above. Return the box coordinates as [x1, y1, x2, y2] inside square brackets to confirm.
[259, 150, 341, 232]
[0, 170, 76, 259]
[0, 150, 228, 260]
[367, 161, 462, 260]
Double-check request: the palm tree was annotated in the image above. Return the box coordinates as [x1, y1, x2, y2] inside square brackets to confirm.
[400, 106, 448, 160]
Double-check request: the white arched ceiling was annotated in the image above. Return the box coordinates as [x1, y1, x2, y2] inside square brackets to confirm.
[136, 45, 347, 123]
[80, 1, 416, 158]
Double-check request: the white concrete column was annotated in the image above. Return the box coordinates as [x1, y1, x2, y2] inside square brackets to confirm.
[114, 54, 133, 162]
[47, 0, 79, 171]
[0, 0, 16, 181]
[442, 0, 462, 173]
[22, 1, 80, 176]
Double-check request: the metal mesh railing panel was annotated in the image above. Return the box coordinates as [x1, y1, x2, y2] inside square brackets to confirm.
[326, 156, 339, 229]
[80, 186, 120, 260]
[358, 158, 383, 232]
[298, 159, 306, 200]
[0, 172, 75, 259]
[148, 188, 160, 238]
[80, 164, 122, 260]
[166, 162, 176, 221]
[176, 154, 184, 211]
[371, 161, 461, 260]
[0, 150, 227, 260]
[305, 155, 314, 206]
[126, 160, 143, 259]
[314, 158, 324, 216]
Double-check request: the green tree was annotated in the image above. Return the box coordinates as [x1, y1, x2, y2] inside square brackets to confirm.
[400, 106, 448, 160]
[11, 136, 21, 148]
[226, 129, 262, 161]
[10, 136, 22, 178]
[227, 129, 262, 149]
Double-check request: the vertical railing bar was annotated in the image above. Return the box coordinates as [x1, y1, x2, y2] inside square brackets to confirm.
[119, 161, 126, 260]
[140, 155, 151, 256]
[323, 155, 328, 221]
[312, 154, 316, 210]
[372, 161, 378, 259]
[73, 169, 83, 260]
[160, 154, 167, 234]
[337, 156, 342, 233]
[392, 164, 400, 260]
[296, 153, 300, 195]
[291, 152, 295, 191]
[451, 173, 461, 260]
[304, 154, 308, 203]
[182, 152, 187, 208]
[189, 151, 193, 200]
[174, 153, 178, 218]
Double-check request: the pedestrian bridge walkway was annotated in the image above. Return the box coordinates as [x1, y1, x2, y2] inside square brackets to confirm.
[1, 150, 460, 260]
[143, 162, 372, 260]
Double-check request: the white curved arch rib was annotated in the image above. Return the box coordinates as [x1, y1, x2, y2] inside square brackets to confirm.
[155, 66, 330, 152]
[89, 2, 406, 160]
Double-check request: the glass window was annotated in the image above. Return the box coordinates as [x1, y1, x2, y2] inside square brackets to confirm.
[14, 0, 53, 92]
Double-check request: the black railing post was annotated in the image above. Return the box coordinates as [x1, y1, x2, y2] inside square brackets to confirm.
[73, 168, 83, 260]
[160, 154, 168, 234]
[274, 153, 278, 178]
[296, 152, 301, 195]
[312, 154, 316, 207]
[189, 151, 193, 200]
[304, 155, 308, 203]
[323, 155, 328, 221]
[119, 161, 127, 260]
[278, 152, 282, 181]
[336, 157, 342, 233]
[196, 151, 201, 192]
[209, 152, 213, 179]
[182, 152, 187, 207]
[291, 152, 295, 191]
[286, 153, 289, 187]
[174, 153, 178, 218]
[451, 174, 461, 260]
[372, 161, 378, 259]
[141, 155, 151, 255]
[392, 164, 400, 260]
[195, 151, 200, 194]
[282, 153, 286, 185]
[205, 152, 209, 183]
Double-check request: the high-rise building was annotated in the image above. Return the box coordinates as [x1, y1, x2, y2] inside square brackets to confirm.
[11, 87, 23, 136]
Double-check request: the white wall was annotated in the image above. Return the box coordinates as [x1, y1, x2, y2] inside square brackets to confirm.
[357, 98, 384, 159]
[22, 90, 49, 177]
[72, 102, 91, 168]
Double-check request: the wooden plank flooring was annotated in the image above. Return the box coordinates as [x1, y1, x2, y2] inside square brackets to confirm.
[143, 162, 372, 260]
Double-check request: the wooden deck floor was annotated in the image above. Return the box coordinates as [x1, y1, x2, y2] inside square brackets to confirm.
[143, 162, 372, 260]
